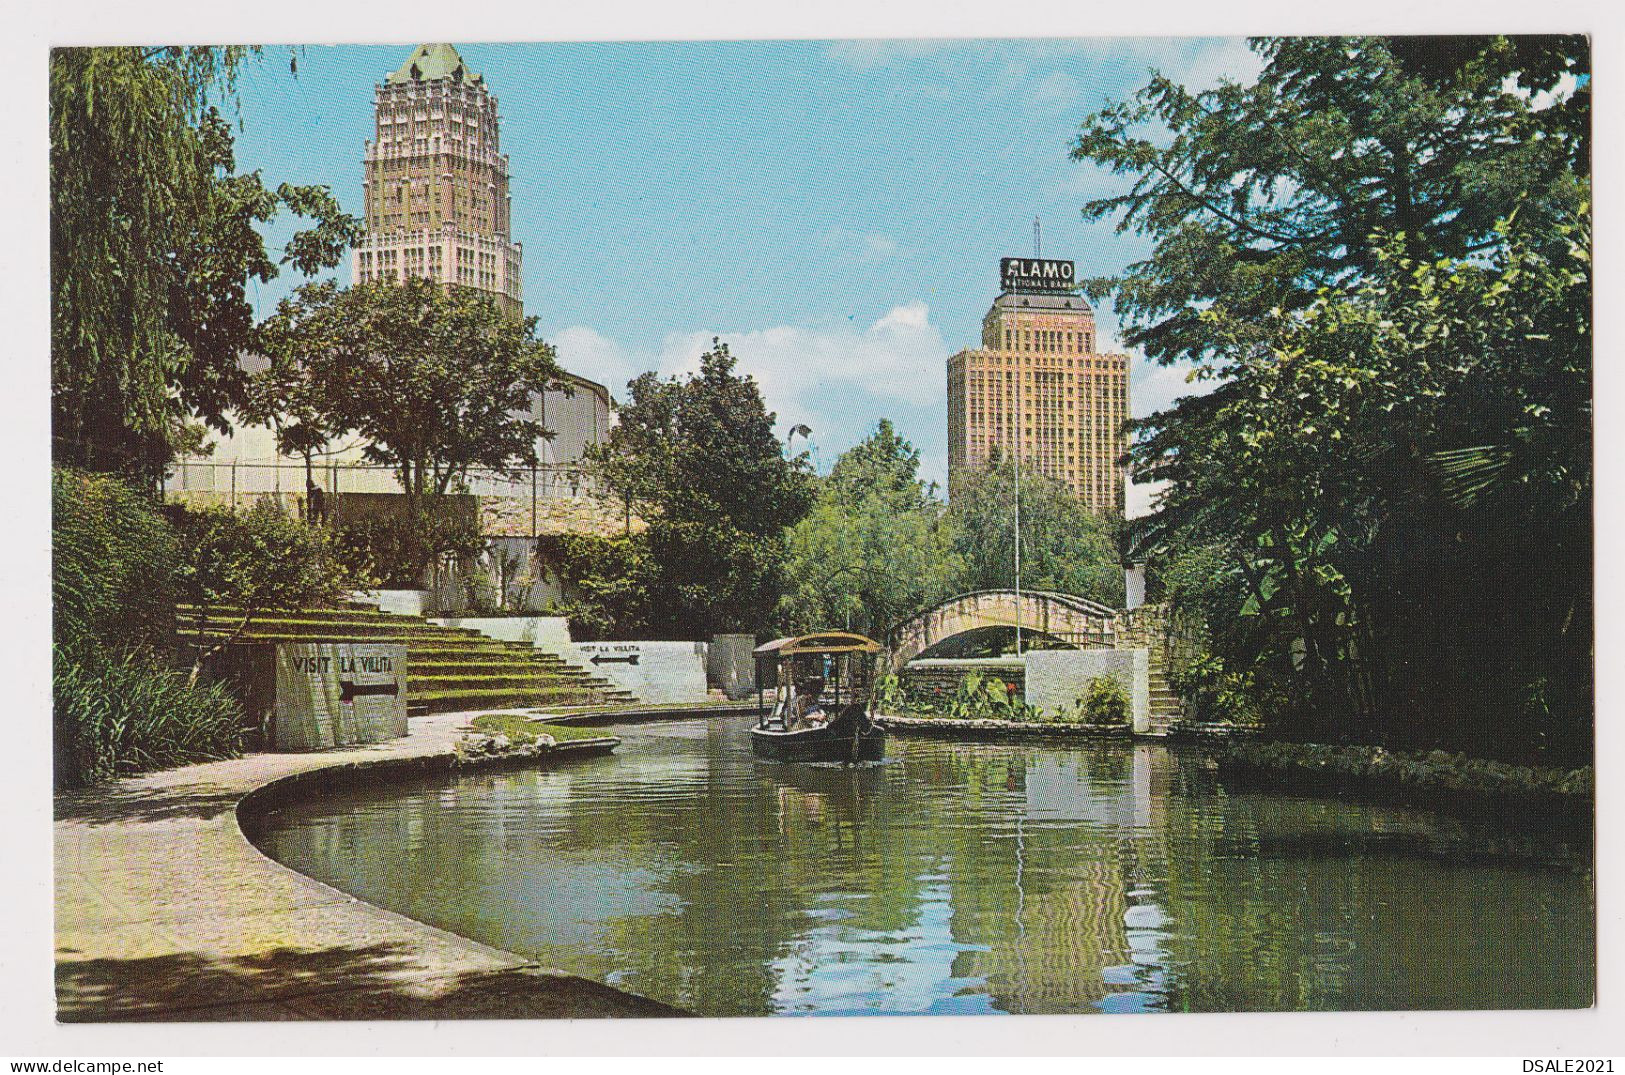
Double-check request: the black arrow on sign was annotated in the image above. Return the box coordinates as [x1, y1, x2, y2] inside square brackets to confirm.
[340, 680, 400, 703]
[590, 654, 640, 666]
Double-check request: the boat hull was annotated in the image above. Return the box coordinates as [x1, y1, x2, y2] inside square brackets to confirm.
[749, 723, 886, 763]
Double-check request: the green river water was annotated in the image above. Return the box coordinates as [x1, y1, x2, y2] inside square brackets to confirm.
[252, 715, 1594, 1017]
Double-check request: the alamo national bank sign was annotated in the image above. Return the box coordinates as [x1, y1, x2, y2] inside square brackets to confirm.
[1000, 257, 1076, 294]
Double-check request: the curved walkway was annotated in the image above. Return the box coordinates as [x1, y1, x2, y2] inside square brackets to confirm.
[53, 713, 685, 1021]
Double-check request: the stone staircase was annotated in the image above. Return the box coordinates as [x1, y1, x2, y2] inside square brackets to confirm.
[1115, 607, 1184, 734]
[177, 603, 636, 715]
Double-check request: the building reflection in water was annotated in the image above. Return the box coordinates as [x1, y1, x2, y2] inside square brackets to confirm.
[254, 719, 1594, 1017]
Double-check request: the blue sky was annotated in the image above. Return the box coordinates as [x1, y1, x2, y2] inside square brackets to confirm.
[230, 37, 1260, 511]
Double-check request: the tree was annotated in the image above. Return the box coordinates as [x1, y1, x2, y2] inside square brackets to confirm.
[824, 418, 933, 511]
[53, 468, 181, 661]
[1132, 214, 1590, 752]
[50, 47, 360, 483]
[1071, 35, 1588, 370]
[570, 340, 816, 638]
[241, 346, 342, 511]
[1076, 35, 1591, 757]
[175, 499, 352, 683]
[779, 421, 959, 637]
[258, 279, 563, 501]
[944, 457, 1123, 608]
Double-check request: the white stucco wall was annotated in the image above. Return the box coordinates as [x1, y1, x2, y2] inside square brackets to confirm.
[430, 616, 573, 649]
[1024, 649, 1150, 733]
[566, 641, 711, 705]
[435, 618, 711, 705]
[355, 590, 432, 617]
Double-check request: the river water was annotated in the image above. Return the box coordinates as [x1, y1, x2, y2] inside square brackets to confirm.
[252, 716, 1594, 1017]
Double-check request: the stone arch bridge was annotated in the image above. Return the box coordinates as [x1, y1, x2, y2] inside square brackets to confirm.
[888, 589, 1119, 667]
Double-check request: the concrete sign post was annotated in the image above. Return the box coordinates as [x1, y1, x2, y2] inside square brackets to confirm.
[707, 634, 758, 700]
[272, 643, 408, 751]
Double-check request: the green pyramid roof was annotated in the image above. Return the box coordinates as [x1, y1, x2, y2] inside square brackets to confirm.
[386, 43, 482, 86]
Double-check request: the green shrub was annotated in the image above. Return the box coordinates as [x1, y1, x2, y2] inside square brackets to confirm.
[53, 467, 179, 659]
[52, 467, 252, 787]
[333, 508, 482, 589]
[175, 499, 353, 675]
[54, 650, 243, 788]
[1079, 675, 1131, 726]
[873, 671, 907, 714]
[944, 672, 1036, 721]
[1170, 651, 1265, 727]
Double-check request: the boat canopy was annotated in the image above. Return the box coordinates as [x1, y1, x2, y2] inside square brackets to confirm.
[753, 632, 884, 657]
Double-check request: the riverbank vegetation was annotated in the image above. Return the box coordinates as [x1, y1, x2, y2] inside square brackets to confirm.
[54, 470, 236, 786]
[1213, 741, 1593, 807]
[54, 468, 357, 787]
[467, 713, 609, 744]
[775, 425, 1122, 641]
[555, 341, 818, 640]
[1073, 36, 1591, 765]
[877, 670, 1131, 729]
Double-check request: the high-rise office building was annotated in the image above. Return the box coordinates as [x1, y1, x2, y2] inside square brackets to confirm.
[947, 258, 1129, 515]
[351, 43, 524, 317]
[349, 44, 609, 465]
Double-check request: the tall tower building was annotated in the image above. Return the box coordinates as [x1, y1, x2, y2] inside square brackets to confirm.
[947, 258, 1129, 515]
[352, 43, 524, 317]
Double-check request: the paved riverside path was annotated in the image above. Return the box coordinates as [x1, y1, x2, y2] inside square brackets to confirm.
[54, 713, 685, 1021]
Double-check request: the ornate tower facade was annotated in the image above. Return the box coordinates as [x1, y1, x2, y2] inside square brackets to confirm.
[947, 259, 1129, 515]
[351, 43, 524, 317]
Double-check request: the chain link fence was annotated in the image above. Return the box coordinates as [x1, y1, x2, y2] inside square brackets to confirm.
[163, 460, 600, 501]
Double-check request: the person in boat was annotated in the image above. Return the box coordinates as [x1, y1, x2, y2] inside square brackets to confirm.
[788, 675, 828, 731]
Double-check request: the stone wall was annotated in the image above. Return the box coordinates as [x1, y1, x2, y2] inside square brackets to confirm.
[479, 494, 644, 538]
[213, 642, 408, 751]
[902, 657, 1025, 698]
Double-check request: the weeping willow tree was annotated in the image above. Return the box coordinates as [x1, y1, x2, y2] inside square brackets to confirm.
[50, 47, 359, 485]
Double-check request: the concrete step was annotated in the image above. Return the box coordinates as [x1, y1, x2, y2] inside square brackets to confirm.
[177, 602, 641, 711]
[183, 632, 521, 653]
[179, 617, 483, 641]
[177, 610, 435, 626]
[409, 685, 634, 714]
[409, 672, 615, 691]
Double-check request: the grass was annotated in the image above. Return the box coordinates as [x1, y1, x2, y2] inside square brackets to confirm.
[468, 712, 611, 743]
[54, 651, 245, 787]
[527, 699, 755, 716]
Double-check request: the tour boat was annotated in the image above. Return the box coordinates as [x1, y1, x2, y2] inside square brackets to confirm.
[750, 632, 887, 763]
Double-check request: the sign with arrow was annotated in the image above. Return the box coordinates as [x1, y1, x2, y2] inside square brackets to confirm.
[274, 642, 408, 751]
[340, 679, 401, 702]
[590, 653, 640, 666]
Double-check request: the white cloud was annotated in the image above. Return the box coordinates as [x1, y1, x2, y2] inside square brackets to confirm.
[1131, 355, 1218, 420]
[555, 300, 952, 424]
[552, 324, 647, 398]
